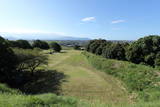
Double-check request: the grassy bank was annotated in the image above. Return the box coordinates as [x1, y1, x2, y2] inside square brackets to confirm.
[83, 51, 160, 102]
[0, 83, 91, 107]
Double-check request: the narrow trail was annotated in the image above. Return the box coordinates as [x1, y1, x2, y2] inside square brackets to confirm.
[47, 50, 130, 104]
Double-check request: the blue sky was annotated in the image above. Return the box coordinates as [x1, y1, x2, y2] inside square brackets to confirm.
[0, 0, 160, 40]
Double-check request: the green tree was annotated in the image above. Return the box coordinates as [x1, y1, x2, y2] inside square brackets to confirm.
[50, 42, 62, 52]
[9, 40, 32, 49]
[95, 41, 108, 55]
[86, 39, 107, 54]
[32, 40, 49, 49]
[102, 43, 126, 60]
[126, 35, 160, 66]
[0, 36, 17, 83]
[9, 40, 20, 47]
[13, 48, 48, 76]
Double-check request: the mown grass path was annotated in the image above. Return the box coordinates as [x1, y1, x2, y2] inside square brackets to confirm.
[47, 50, 130, 104]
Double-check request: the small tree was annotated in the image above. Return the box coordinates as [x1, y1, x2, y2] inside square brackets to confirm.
[50, 42, 62, 52]
[13, 48, 48, 76]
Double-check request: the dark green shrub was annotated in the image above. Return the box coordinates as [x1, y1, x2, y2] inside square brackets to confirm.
[86, 39, 107, 54]
[102, 43, 126, 60]
[9, 40, 32, 49]
[144, 53, 156, 66]
[50, 42, 62, 52]
[74, 45, 80, 50]
[32, 40, 49, 49]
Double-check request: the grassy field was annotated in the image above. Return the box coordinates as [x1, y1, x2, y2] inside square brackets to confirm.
[1, 49, 160, 106]
[47, 50, 130, 104]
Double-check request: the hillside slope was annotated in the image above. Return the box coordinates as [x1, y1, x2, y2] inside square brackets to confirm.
[47, 50, 130, 104]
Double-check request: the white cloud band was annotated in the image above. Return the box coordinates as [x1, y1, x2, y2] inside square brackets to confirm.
[81, 17, 96, 22]
[111, 20, 125, 24]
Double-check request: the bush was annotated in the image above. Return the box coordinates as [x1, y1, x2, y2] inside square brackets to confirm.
[102, 43, 126, 60]
[74, 45, 80, 50]
[86, 39, 107, 54]
[50, 42, 62, 52]
[9, 40, 32, 49]
[32, 40, 49, 49]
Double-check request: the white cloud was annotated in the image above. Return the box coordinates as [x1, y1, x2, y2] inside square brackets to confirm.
[111, 20, 125, 24]
[81, 17, 96, 22]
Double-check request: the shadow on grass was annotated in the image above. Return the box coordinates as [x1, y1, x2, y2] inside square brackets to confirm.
[21, 70, 67, 95]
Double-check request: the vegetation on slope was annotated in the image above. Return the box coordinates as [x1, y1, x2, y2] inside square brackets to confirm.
[83, 51, 160, 102]
[86, 35, 160, 67]
[0, 83, 91, 107]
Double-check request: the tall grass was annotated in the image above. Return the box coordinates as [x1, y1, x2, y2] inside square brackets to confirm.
[82, 51, 160, 102]
[0, 82, 114, 107]
[0, 83, 92, 107]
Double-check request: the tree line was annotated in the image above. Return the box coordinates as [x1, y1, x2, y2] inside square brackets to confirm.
[86, 35, 160, 67]
[9, 39, 61, 52]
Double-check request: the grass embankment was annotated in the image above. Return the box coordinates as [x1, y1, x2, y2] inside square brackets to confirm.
[0, 83, 90, 107]
[83, 52, 160, 102]
[47, 50, 130, 104]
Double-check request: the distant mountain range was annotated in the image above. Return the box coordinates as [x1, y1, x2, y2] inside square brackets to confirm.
[0, 32, 90, 40]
